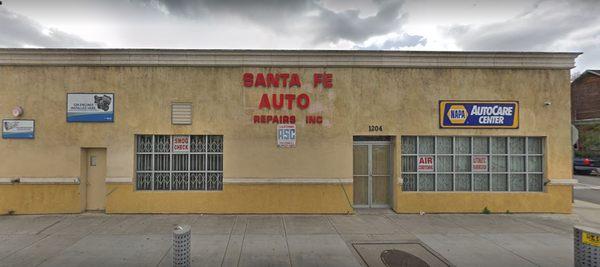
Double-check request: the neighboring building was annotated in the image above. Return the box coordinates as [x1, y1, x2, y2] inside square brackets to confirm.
[0, 49, 580, 214]
[572, 69, 600, 122]
[571, 69, 600, 156]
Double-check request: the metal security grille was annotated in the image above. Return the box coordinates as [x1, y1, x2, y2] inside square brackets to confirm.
[173, 225, 191, 267]
[574, 226, 600, 267]
[135, 135, 223, 191]
[401, 136, 544, 192]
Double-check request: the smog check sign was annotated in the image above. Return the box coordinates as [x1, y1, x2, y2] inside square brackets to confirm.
[172, 135, 190, 153]
[440, 101, 519, 129]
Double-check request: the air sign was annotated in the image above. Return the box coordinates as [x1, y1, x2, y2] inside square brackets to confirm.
[417, 156, 434, 172]
[440, 101, 519, 128]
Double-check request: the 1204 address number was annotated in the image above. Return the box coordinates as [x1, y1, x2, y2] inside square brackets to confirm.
[368, 125, 383, 132]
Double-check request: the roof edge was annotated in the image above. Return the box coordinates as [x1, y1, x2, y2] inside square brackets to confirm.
[0, 48, 581, 69]
[572, 69, 600, 83]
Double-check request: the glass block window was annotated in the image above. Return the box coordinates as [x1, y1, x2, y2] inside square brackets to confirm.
[135, 135, 223, 191]
[401, 136, 544, 192]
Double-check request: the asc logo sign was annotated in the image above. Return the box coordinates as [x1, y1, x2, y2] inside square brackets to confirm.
[277, 124, 296, 148]
[440, 101, 519, 129]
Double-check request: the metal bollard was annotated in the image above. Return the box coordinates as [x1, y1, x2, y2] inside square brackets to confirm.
[574, 225, 600, 267]
[173, 225, 191, 267]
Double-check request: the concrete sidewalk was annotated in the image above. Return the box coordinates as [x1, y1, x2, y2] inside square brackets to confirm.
[1, 202, 599, 267]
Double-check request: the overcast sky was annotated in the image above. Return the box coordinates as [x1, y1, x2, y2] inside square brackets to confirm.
[0, 0, 598, 73]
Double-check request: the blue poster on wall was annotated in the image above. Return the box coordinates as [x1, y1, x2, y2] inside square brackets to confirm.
[440, 101, 519, 128]
[67, 93, 114, 122]
[2, 120, 35, 139]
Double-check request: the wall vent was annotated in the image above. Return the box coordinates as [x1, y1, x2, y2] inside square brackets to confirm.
[171, 102, 192, 125]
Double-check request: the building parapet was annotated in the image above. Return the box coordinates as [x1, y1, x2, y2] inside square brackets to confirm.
[0, 49, 580, 69]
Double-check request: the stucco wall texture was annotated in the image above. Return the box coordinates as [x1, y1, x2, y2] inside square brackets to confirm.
[0, 66, 574, 214]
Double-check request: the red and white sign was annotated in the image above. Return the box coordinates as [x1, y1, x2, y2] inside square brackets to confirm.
[472, 155, 488, 172]
[417, 156, 434, 172]
[172, 135, 190, 153]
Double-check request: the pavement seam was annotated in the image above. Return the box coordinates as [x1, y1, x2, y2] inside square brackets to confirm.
[512, 216, 572, 235]
[326, 215, 371, 267]
[220, 215, 237, 267]
[0, 234, 51, 262]
[382, 213, 413, 235]
[156, 247, 172, 267]
[477, 234, 542, 266]
[447, 215, 542, 267]
[282, 216, 293, 267]
[325, 215, 342, 236]
[0, 216, 67, 262]
[236, 217, 248, 267]
[34, 215, 113, 267]
[36, 217, 65, 235]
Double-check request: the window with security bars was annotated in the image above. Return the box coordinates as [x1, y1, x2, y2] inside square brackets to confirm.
[135, 135, 223, 191]
[401, 136, 544, 192]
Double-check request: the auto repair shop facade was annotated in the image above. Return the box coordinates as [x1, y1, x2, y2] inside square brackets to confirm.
[0, 49, 580, 214]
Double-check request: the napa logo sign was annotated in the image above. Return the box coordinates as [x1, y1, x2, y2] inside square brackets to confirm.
[440, 101, 519, 128]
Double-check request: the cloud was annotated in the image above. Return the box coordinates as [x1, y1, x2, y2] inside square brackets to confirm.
[308, 0, 406, 43]
[443, 0, 600, 51]
[355, 33, 426, 50]
[0, 8, 102, 48]
[444, 0, 600, 71]
[140, 0, 418, 46]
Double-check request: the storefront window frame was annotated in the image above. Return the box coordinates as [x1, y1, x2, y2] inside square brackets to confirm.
[401, 136, 544, 192]
[134, 134, 224, 191]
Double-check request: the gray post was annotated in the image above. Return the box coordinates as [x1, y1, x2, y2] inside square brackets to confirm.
[574, 225, 600, 267]
[173, 225, 191, 267]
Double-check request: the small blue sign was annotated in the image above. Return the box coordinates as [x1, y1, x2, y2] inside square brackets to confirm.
[67, 93, 114, 122]
[440, 101, 519, 128]
[2, 120, 35, 139]
[277, 124, 296, 147]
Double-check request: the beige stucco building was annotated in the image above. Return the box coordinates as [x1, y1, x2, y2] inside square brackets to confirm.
[0, 49, 580, 214]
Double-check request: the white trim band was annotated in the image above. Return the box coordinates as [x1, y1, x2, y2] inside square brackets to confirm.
[105, 177, 133, 183]
[548, 179, 578, 185]
[0, 49, 580, 69]
[223, 178, 353, 184]
[0, 178, 18, 184]
[13, 177, 80, 184]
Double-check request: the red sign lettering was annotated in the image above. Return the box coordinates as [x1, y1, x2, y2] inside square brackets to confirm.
[313, 73, 333, 88]
[244, 72, 333, 125]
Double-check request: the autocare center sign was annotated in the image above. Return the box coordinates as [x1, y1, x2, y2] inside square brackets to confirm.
[440, 101, 519, 128]
[243, 72, 332, 125]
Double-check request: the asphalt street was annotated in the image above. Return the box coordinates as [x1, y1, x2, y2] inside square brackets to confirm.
[574, 174, 600, 204]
